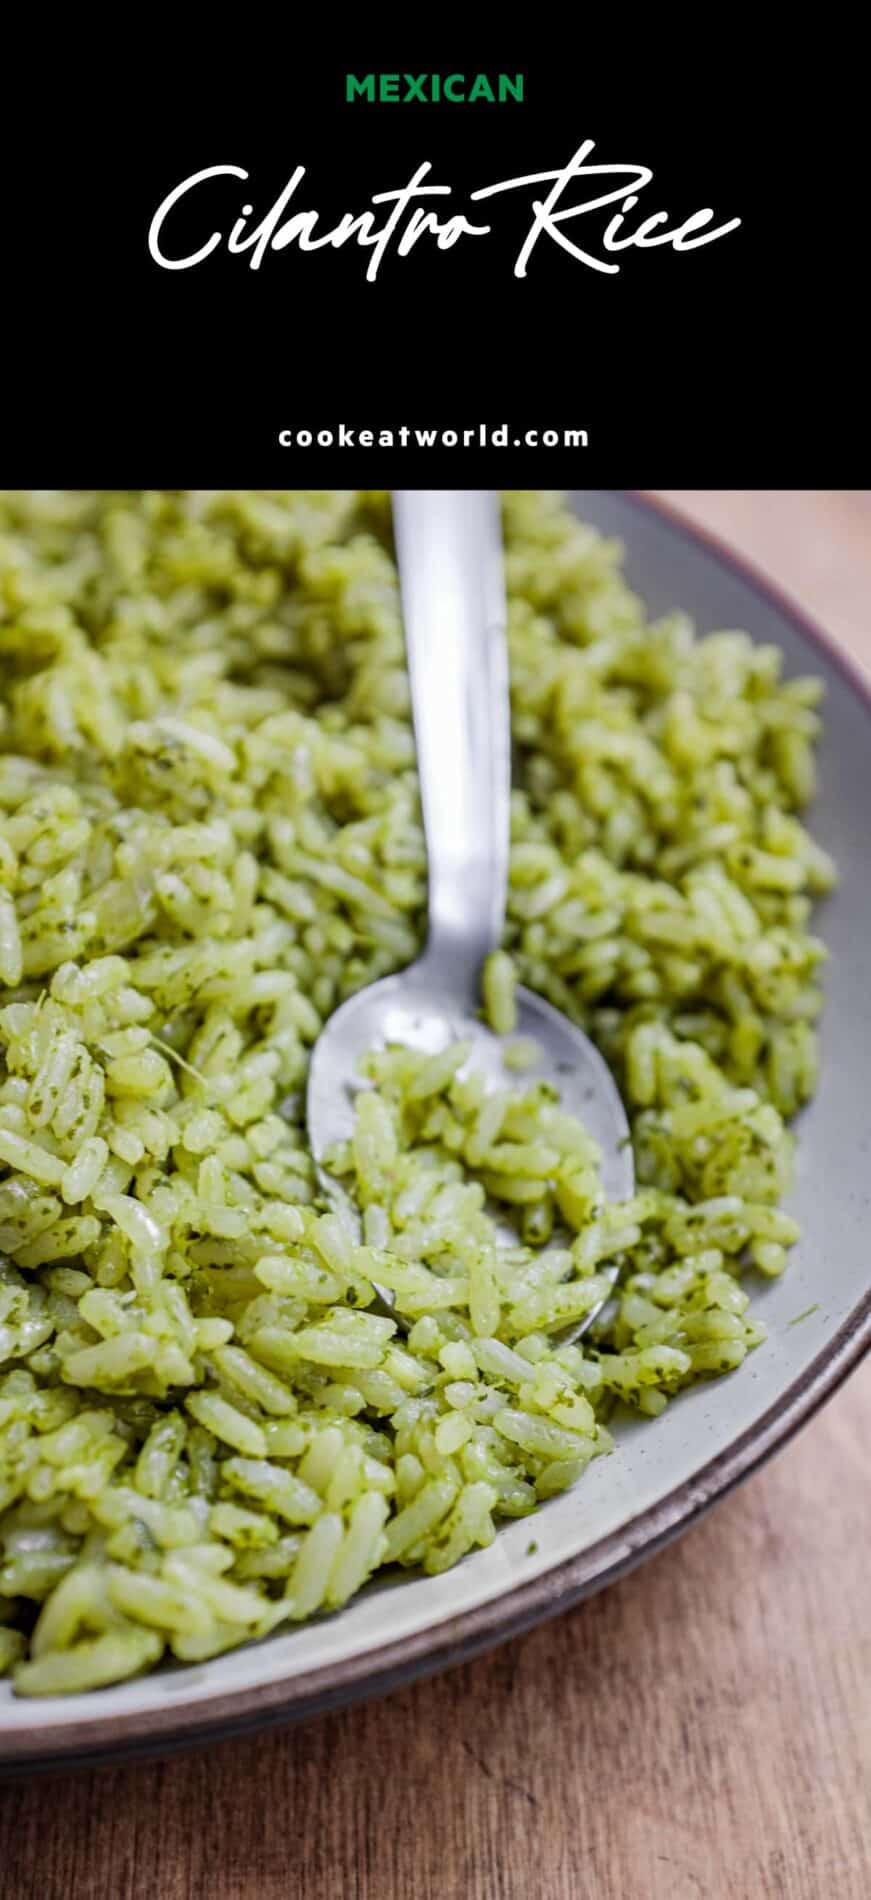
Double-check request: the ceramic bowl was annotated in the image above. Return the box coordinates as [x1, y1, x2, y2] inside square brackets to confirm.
[4, 490, 869, 1770]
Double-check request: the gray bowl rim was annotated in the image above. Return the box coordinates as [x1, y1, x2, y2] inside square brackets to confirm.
[4, 488, 870, 1773]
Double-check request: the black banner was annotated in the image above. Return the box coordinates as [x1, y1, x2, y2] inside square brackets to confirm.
[2, 35, 862, 483]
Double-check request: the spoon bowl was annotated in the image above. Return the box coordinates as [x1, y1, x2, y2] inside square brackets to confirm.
[307, 965, 634, 1336]
[308, 971, 632, 1203]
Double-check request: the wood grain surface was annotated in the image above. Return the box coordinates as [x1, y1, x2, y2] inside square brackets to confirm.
[2, 491, 870, 1900]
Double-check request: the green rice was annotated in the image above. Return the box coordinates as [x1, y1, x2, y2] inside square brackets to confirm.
[0, 489, 834, 1695]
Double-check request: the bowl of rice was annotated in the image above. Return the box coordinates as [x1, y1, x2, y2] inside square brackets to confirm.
[1, 488, 869, 1767]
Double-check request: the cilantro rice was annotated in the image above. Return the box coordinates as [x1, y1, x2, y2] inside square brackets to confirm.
[0, 490, 834, 1695]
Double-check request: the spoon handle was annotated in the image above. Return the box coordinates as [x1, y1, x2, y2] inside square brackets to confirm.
[392, 490, 510, 998]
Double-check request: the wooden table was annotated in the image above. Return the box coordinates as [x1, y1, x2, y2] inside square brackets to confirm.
[2, 492, 870, 1900]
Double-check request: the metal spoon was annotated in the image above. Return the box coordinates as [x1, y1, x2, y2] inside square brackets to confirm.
[307, 490, 634, 1336]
